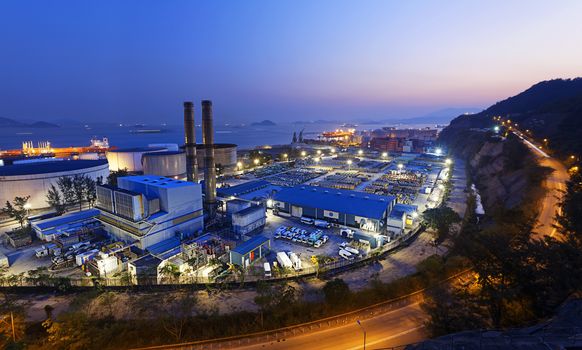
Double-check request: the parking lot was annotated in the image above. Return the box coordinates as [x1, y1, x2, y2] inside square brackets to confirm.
[262, 212, 358, 270]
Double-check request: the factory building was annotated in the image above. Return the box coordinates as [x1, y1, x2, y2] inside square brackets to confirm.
[217, 180, 271, 199]
[273, 185, 396, 233]
[106, 147, 167, 172]
[142, 151, 187, 179]
[0, 159, 109, 209]
[229, 235, 270, 267]
[96, 175, 204, 250]
[196, 143, 237, 177]
[32, 208, 101, 241]
[232, 205, 266, 237]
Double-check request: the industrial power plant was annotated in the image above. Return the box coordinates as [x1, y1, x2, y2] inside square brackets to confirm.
[0, 99, 450, 291]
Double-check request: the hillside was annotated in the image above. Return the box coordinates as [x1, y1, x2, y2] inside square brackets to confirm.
[0, 117, 59, 128]
[440, 78, 582, 158]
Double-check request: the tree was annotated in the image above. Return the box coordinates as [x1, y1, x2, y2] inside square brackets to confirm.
[72, 175, 86, 211]
[107, 168, 129, 187]
[82, 176, 97, 208]
[322, 278, 351, 306]
[422, 206, 461, 243]
[158, 292, 198, 342]
[1, 196, 30, 229]
[46, 184, 66, 214]
[56, 176, 75, 210]
[159, 263, 181, 284]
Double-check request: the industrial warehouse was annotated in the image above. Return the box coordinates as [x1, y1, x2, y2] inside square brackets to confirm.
[272, 185, 396, 233]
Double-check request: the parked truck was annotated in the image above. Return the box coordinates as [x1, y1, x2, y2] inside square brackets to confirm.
[264, 262, 272, 277]
[314, 219, 331, 228]
[276, 251, 293, 270]
[287, 252, 302, 271]
[35, 243, 59, 258]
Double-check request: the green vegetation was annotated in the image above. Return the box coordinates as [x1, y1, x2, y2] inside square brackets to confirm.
[422, 206, 461, 244]
[106, 168, 129, 187]
[2, 196, 31, 229]
[46, 175, 99, 213]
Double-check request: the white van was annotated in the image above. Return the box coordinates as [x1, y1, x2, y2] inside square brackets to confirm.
[264, 262, 272, 277]
[300, 217, 315, 225]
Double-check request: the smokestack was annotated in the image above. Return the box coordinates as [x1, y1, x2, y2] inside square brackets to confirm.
[202, 100, 217, 219]
[183, 101, 198, 182]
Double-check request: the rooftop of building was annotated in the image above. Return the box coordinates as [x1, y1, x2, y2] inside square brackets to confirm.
[195, 143, 237, 149]
[273, 185, 395, 220]
[119, 175, 195, 188]
[108, 147, 166, 153]
[231, 235, 269, 255]
[32, 209, 101, 231]
[142, 151, 184, 156]
[146, 236, 181, 256]
[0, 159, 108, 176]
[217, 180, 270, 198]
[233, 205, 265, 217]
[130, 254, 162, 269]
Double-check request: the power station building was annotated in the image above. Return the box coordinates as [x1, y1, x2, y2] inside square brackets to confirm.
[0, 159, 110, 210]
[142, 151, 187, 179]
[196, 143, 238, 177]
[106, 147, 167, 172]
[96, 175, 204, 249]
[272, 185, 396, 233]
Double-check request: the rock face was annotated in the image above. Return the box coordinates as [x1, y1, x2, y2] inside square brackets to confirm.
[407, 297, 582, 350]
[469, 140, 531, 210]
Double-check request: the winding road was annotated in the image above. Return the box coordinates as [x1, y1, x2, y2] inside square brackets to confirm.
[513, 131, 569, 238]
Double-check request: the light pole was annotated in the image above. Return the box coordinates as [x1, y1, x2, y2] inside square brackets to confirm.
[357, 320, 366, 350]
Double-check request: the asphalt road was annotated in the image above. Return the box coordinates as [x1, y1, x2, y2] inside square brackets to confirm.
[232, 303, 427, 350]
[514, 132, 569, 238]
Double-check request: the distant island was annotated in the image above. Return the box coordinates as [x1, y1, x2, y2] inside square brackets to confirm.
[251, 120, 277, 126]
[0, 117, 59, 128]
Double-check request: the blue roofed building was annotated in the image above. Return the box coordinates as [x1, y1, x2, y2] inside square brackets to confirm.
[229, 235, 270, 267]
[217, 180, 271, 198]
[272, 185, 396, 233]
[96, 175, 204, 250]
[32, 209, 101, 241]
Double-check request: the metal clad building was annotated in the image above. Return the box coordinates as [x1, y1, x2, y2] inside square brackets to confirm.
[229, 235, 270, 267]
[232, 205, 266, 236]
[273, 185, 396, 233]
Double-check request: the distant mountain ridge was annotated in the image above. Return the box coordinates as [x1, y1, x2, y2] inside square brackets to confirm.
[251, 119, 277, 126]
[0, 117, 59, 128]
[440, 78, 582, 158]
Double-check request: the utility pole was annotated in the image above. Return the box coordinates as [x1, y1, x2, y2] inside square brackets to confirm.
[11, 312, 15, 342]
[357, 320, 366, 350]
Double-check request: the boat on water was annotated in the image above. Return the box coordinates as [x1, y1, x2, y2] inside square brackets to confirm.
[129, 129, 165, 134]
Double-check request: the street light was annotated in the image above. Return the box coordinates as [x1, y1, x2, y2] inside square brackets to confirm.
[317, 150, 322, 155]
[347, 159, 352, 170]
[358, 149, 363, 155]
[397, 163, 404, 171]
[23, 203, 31, 218]
[435, 148, 442, 156]
[301, 151, 307, 157]
[330, 148, 336, 153]
[381, 152, 388, 158]
[445, 158, 452, 165]
[253, 158, 260, 165]
[236, 161, 243, 169]
[356, 320, 366, 350]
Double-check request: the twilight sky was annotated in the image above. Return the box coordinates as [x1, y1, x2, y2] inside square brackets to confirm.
[1, 0, 581, 124]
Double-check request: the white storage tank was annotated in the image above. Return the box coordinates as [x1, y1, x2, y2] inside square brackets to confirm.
[142, 151, 187, 179]
[106, 147, 167, 172]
